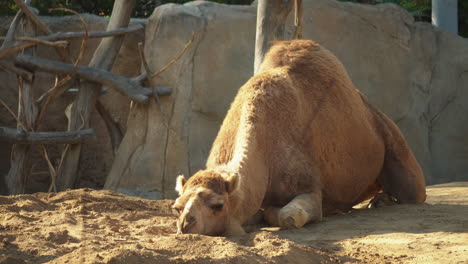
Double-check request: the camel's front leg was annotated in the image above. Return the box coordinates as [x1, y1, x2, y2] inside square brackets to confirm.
[264, 191, 322, 229]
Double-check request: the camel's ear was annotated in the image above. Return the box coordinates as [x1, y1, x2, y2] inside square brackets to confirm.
[225, 173, 239, 194]
[175, 175, 186, 195]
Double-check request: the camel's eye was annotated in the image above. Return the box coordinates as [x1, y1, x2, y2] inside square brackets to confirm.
[211, 203, 223, 211]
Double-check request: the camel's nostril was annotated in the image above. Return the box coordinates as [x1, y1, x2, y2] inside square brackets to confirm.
[181, 215, 196, 233]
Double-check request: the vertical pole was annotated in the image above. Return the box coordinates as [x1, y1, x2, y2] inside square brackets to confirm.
[254, 0, 294, 75]
[6, 15, 37, 194]
[432, 0, 458, 34]
[57, 0, 136, 190]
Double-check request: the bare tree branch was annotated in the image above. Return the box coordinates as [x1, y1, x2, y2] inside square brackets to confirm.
[13, 0, 52, 35]
[0, 59, 33, 81]
[1, 0, 33, 49]
[0, 24, 145, 59]
[0, 36, 69, 48]
[0, 96, 26, 130]
[0, 41, 37, 59]
[39, 145, 57, 193]
[132, 71, 147, 84]
[13, 0, 72, 63]
[96, 100, 122, 155]
[58, 0, 138, 191]
[34, 8, 89, 131]
[45, 23, 145, 41]
[6, 15, 38, 195]
[138, 42, 152, 76]
[36, 79, 75, 107]
[151, 33, 195, 79]
[0, 127, 94, 144]
[15, 54, 172, 102]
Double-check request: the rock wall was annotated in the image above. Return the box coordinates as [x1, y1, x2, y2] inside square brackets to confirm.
[107, 0, 468, 199]
[0, 14, 144, 194]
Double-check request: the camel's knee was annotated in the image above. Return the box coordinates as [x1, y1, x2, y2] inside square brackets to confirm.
[279, 205, 310, 229]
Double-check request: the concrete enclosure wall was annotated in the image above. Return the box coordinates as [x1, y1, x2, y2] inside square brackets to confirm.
[107, 0, 468, 199]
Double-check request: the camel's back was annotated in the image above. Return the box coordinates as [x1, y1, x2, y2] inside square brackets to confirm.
[258, 41, 387, 209]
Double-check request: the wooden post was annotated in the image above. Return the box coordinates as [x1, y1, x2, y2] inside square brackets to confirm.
[432, 0, 458, 34]
[5, 14, 37, 194]
[254, 0, 295, 75]
[56, 0, 136, 191]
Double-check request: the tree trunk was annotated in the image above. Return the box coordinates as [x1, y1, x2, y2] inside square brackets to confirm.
[56, 0, 136, 191]
[432, 0, 458, 34]
[254, 0, 294, 74]
[5, 17, 38, 194]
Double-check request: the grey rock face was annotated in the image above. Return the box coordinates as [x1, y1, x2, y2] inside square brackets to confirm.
[108, 0, 468, 199]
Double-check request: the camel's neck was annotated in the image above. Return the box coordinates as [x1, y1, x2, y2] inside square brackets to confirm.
[212, 109, 270, 223]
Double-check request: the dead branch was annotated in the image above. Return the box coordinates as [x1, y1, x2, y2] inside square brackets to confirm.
[15, 54, 172, 102]
[36, 79, 76, 108]
[13, 0, 51, 35]
[132, 71, 147, 84]
[45, 23, 145, 41]
[58, 0, 137, 191]
[1, 0, 33, 48]
[0, 127, 95, 144]
[0, 41, 37, 59]
[0, 36, 69, 48]
[151, 33, 195, 79]
[137, 42, 169, 126]
[138, 42, 152, 77]
[13, 0, 71, 63]
[0, 97, 26, 130]
[96, 100, 123, 155]
[0, 59, 33, 81]
[51, 143, 70, 192]
[6, 15, 38, 195]
[34, 8, 89, 130]
[0, 24, 144, 59]
[39, 145, 57, 192]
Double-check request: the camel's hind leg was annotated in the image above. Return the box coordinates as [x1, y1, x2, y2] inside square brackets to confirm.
[376, 125, 426, 204]
[377, 149, 426, 204]
[264, 191, 322, 229]
[364, 95, 426, 204]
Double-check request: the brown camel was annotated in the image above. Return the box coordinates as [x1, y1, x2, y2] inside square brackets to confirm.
[173, 40, 426, 236]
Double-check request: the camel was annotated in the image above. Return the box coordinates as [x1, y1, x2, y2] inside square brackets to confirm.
[173, 40, 426, 236]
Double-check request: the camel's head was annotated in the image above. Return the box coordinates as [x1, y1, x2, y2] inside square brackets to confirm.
[173, 170, 239, 236]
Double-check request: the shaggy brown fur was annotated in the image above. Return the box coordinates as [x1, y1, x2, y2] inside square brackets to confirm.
[175, 40, 426, 236]
[182, 171, 227, 195]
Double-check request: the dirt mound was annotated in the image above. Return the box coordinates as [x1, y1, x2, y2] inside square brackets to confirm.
[1, 183, 467, 263]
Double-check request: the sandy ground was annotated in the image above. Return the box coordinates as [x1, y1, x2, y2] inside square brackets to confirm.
[0, 182, 467, 264]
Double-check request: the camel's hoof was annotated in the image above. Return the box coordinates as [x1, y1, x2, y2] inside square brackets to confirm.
[279, 208, 307, 229]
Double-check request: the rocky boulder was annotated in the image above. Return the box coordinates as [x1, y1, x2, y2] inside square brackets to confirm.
[106, 0, 468, 199]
